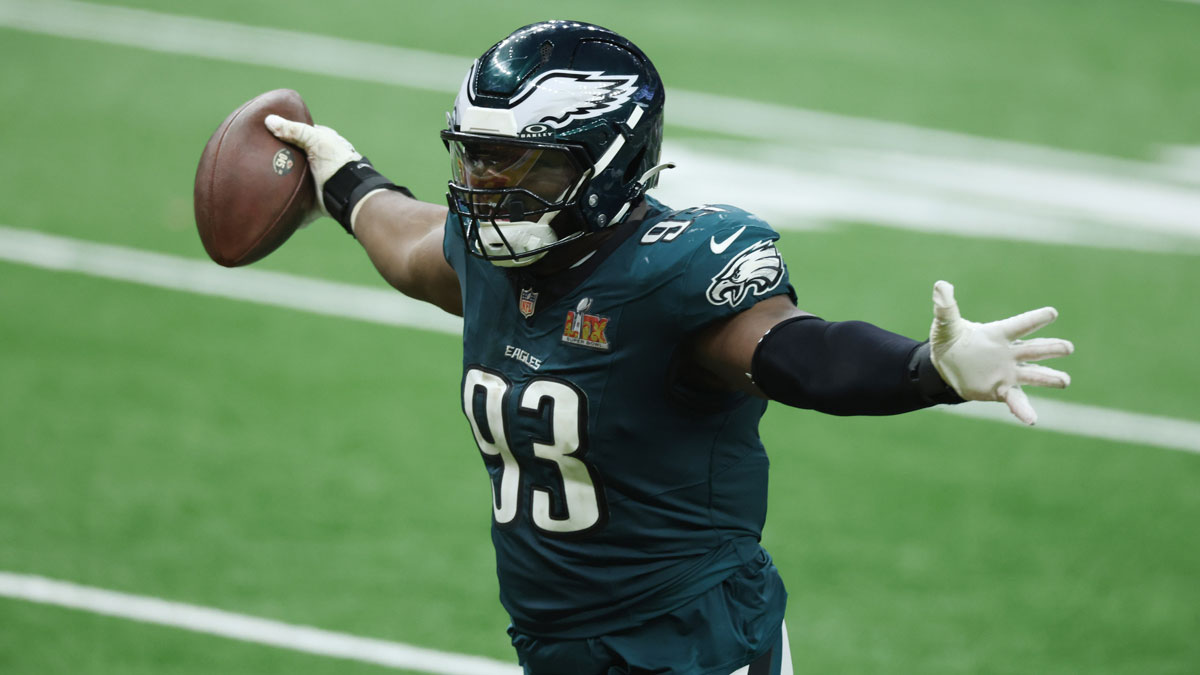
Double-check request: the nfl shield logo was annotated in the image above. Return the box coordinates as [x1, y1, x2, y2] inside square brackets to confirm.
[519, 288, 538, 318]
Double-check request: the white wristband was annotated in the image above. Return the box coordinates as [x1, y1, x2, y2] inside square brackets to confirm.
[348, 187, 393, 235]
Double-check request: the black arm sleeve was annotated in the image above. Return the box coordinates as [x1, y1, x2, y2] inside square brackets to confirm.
[750, 316, 963, 416]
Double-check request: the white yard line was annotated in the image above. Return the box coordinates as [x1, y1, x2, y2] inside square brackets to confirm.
[656, 143, 1200, 254]
[0, 0, 1161, 170]
[0, 0, 1172, 173]
[938, 399, 1200, 455]
[0, 571, 521, 675]
[3, 0, 1200, 253]
[0, 0, 469, 93]
[0, 225, 462, 335]
[2, 225, 1198, 456]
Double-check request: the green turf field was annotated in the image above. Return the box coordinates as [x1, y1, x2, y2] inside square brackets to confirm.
[2, 1, 1199, 673]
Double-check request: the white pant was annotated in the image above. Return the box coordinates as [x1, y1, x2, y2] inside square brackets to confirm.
[729, 620, 792, 675]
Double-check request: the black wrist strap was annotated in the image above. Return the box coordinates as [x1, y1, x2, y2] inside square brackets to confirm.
[323, 158, 415, 236]
[907, 342, 964, 405]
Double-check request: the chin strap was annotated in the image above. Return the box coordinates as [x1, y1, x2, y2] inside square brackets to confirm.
[475, 219, 559, 267]
[615, 162, 677, 224]
[638, 162, 676, 187]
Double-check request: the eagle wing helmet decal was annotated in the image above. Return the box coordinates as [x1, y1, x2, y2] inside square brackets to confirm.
[511, 70, 638, 129]
[463, 66, 639, 132]
[706, 240, 785, 307]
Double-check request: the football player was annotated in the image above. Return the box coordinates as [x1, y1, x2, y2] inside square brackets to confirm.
[265, 20, 1073, 675]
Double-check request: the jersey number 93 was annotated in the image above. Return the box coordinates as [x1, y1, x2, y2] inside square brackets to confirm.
[462, 367, 605, 535]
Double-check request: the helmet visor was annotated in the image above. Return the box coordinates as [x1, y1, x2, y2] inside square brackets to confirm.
[443, 132, 585, 220]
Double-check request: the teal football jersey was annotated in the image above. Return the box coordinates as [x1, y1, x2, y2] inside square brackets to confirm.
[443, 196, 794, 638]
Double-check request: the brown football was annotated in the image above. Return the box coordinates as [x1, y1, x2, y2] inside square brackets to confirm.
[194, 89, 315, 267]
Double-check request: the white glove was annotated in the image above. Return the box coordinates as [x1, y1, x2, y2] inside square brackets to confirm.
[930, 280, 1074, 425]
[264, 114, 362, 216]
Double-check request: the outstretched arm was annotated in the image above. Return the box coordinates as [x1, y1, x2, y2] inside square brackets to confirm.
[265, 116, 462, 317]
[352, 190, 462, 316]
[690, 282, 1073, 424]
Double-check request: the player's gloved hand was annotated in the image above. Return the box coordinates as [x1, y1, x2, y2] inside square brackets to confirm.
[264, 114, 362, 217]
[929, 280, 1074, 425]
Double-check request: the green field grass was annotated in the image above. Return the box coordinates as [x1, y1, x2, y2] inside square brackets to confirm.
[2, 0, 1198, 673]
[78, 0, 1200, 157]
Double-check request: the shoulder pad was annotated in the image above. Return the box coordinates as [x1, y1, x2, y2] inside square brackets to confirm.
[636, 204, 770, 248]
[632, 203, 780, 274]
[627, 203, 790, 332]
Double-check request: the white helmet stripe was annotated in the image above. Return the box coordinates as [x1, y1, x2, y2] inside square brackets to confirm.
[592, 105, 644, 175]
[625, 104, 644, 130]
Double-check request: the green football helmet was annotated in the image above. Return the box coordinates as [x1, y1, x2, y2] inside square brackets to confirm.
[442, 21, 667, 266]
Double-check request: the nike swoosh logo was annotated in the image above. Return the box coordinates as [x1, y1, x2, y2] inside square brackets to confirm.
[710, 226, 746, 254]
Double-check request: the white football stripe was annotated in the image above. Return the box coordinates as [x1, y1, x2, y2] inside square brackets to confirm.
[0, 571, 521, 674]
[1, 225, 1198, 456]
